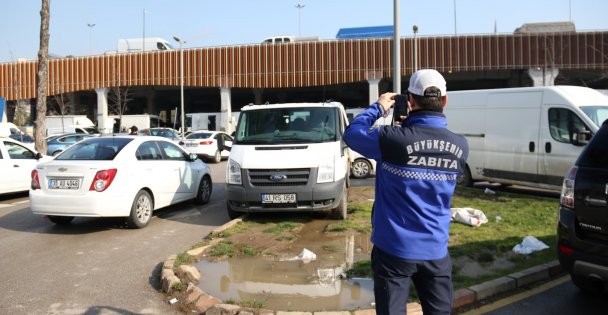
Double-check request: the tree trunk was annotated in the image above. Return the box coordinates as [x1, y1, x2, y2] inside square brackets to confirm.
[34, 0, 50, 154]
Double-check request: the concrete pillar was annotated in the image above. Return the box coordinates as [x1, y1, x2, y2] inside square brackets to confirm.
[528, 67, 559, 86]
[252, 88, 263, 105]
[95, 88, 111, 134]
[220, 87, 233, 134]
[144, 89, 156, 114]
[367, 78, 381, 105]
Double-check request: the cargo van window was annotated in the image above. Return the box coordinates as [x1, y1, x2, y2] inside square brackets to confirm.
[548, 108, 588, 143]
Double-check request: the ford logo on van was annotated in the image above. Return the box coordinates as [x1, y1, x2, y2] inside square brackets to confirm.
[270, 174, 287, 181]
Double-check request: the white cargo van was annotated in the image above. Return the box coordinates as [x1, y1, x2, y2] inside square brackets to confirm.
[444, 86, 608, 190]
[224, 102, 351, 219]
[45, 115, 100, 135]
[116, 38, 173, 53]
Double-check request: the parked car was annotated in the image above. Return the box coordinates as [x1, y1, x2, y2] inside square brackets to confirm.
[557, 119, 608, 294]
[178, 130, 233, 163]
[46, 133, 97, 156]
[140, 127, 181, 142]
[349, 150, 376, 179]
[29, 136, 212, 228]
[0, 137, 47, 195]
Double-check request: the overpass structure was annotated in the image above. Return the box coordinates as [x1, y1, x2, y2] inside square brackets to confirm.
[1, 31, 607, 133]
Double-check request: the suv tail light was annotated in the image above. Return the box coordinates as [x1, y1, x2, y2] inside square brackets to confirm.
[560, 166, 577, 208]
[89, 169, 118, 192]
[31, 170, 40, 190]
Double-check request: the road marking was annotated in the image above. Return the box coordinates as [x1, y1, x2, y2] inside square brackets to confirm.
[461, 275, 570, 315]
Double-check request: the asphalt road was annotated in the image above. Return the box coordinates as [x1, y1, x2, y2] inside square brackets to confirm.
[0, 161, 231, 315]
[462, 275, 608, 315]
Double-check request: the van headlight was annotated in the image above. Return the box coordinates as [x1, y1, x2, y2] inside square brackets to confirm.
[227, 159, 242, 185]
[317, 157, 335, 183]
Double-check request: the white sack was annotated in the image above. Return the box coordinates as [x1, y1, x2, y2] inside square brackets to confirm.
[512, 236, 549, 255]
[450, 207, 489, 227]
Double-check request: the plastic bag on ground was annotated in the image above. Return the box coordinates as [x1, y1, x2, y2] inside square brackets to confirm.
[282, 248, 317, 263]
[512, 236, 549, 255]
[450, 207, 489, 227]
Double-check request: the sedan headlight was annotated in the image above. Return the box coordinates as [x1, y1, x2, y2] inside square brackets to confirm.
[227, 159, 242, 185]
[317, 157, 335, 183]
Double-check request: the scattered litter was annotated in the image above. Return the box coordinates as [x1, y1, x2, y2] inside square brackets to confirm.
[451, 207, 488, 227]
[495, 215, 502, 222]
[168, 297, 179, 304]
[512, 236, 549, 255]
[484, 188, 496, 195]
[282, 248, 317, 263]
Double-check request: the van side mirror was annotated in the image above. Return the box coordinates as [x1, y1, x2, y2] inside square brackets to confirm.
[572, 127, 591, 146]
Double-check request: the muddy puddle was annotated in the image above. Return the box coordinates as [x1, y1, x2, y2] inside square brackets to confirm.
[197, 227, 375, 312]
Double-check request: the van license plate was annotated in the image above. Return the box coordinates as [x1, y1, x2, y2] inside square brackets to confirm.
[261, 194, 296, 204]
[48, 178, 80, 190]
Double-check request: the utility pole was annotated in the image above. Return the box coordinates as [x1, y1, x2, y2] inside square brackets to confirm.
[393, 0, 400, 93]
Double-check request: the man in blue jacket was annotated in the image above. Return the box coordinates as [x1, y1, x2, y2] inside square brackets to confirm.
[344, 69, 468, 315]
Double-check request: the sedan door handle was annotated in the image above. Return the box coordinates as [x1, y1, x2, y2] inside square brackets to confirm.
[13, 164, 20, 168]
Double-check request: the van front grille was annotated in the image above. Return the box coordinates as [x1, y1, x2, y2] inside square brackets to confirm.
[248, 168, 310, 187]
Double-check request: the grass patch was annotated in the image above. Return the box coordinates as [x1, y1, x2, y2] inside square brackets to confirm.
[171, 282, 187, 292]
[345, 260, 372, 278]
[241, 245, 257, 256]
[174, 252, 196, 267]
[208, 240, 237, 257]
[263, 221, 302, 234]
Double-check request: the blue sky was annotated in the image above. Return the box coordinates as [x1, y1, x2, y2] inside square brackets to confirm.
[1, 0, 607, 63]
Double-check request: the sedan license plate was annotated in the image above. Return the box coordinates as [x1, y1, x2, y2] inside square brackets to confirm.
[186, 143, 198, 147]
[48, 178, 80, 190]
[261, 193, 296, 204]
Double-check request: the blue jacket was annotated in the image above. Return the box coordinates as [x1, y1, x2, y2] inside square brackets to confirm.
[344, 102, 469, 260]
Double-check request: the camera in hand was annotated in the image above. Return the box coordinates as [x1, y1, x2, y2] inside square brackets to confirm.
[393, 94, 409, 125]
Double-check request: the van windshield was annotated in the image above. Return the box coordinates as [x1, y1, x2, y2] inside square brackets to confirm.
[234, 107, 338, 144]
[581, 106, 608, 127]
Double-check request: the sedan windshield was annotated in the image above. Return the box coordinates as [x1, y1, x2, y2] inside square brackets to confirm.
[55, 137, 133, 160]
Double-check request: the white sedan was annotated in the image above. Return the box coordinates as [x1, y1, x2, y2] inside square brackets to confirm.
[178, 130, 233, 163]
[29, 135, 212, 228]
[350, 150, 376, 179]
[0, 137, 48, 195]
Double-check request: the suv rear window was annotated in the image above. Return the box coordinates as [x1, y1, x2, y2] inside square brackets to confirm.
[577, 120, 608, 168]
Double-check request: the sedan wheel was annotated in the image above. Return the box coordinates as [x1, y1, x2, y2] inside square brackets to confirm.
[351, 159, 372, 179]
[127, 190, 153, 228]
[212, 150, 222, 163]
[194, 175, 212, 205]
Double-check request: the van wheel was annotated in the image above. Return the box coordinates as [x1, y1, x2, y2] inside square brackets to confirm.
[48, 215, 74, 225]
[227, 202, 242, 219]
[127, 190, 153, 228]
[351, 159, 372, 179]
[332, 184, 348, 220]
[457, 165, 473, 187]
[194, 175, 212, 205]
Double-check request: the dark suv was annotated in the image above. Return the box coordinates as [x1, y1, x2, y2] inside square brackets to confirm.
[557, 119, 608, 294]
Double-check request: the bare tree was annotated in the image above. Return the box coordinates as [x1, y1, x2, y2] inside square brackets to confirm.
[108, 60, 132, 132]
[34, 0, 50, 153]
[48, 81, 73, 133]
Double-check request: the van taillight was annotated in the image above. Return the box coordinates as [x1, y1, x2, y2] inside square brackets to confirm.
[89, 169, 117, 192]
[31, 170, 40, 190]
[560, 166, 577, 208]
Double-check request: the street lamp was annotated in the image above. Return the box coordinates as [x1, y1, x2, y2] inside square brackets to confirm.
[87, 23, 95, 55]
[173, 36, 186, 139]
[413, 25, 419, 72]
[295, 4, 305, 38]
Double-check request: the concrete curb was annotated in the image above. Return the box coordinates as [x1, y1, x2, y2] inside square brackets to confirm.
[160, 217, 564, 314]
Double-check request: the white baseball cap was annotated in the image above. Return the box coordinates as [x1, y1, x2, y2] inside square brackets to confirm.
[407, 69, 447, 97]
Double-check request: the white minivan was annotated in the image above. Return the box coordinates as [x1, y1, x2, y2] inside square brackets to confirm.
[224, 101, 351, 219]
[445, 86, 608, 191]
